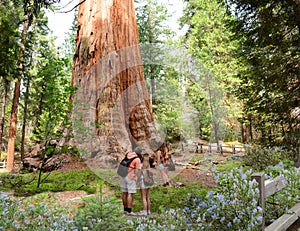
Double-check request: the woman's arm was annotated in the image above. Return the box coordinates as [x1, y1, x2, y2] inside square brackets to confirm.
[156, 150, 162, 165]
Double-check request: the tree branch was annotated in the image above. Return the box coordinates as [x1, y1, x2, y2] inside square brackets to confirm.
[56, 0, 86, 13]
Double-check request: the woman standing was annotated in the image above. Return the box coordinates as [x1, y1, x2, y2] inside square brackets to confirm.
[138, 153, 152, 216]
[156, 144, 170, 186]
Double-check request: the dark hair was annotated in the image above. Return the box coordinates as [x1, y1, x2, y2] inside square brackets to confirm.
[134, 146, 142, 155]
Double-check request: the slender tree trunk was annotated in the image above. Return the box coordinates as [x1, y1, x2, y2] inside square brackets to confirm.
[32, 91, 44, 139]
[249, 115, 253, 142]
[290, 0, 300, 34]
[147, 0, 156, 106]
[241, 123, 247, 143]
[21, 78, 30, 162]
[0, 80, 9, 154]
[208, 85, 219, 145]
[150, 75, 156, 105]
[6, 12, 29, 170]
[72, 0, 161, 164]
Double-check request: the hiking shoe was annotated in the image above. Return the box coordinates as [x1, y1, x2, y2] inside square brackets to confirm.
[162, 182, 170, 187]
[127, 212, 137, 216]
[137, 210, 148, 216]
[124, 211, 129, 215]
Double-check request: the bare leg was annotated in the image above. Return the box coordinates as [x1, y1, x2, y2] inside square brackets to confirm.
[145, 188, 150, 211]
[159, 169, 169, 184]
[127, 192, 133, 209]
[163, 168, 170, 183]
[140, 188, 148, 211]
[140, 188, 150, 215]
[122, 192, 128, 209]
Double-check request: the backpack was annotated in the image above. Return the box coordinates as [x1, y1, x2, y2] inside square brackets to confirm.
[117, 154, 138, 177]
[143, 169, 154, 186]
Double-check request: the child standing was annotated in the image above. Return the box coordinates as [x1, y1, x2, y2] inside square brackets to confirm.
[156, 143, 170, 186]
[138, 153, 152, 216]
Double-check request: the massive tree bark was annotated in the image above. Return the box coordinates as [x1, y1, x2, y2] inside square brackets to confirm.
[72, 0, 161, 167]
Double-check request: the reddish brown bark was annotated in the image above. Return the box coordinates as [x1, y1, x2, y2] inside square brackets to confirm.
[6, 12, 29, 170]
[6, 80, 21, 170]
[0, 80, 9, 155]
[72, 0, 161, 162]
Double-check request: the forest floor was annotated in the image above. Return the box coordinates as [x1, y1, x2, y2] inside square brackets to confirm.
[50, 149, 230, 205]
[2, 146, 298, 230]
[49, 149, 300, 231]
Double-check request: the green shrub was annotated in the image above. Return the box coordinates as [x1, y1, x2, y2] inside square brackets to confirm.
[243, 146, 281, 170]
[74, 183, 133, 230]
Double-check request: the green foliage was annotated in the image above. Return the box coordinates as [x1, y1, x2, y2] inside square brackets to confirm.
[215, 159, 243, 172]
[139, 184, 208, 213]
[152, 72, 185, 141]
[29, 50, 75, 142]
[0, 191, 74, 230]
[1, 164, 299, 231]
[180, 0, 243, 143]
[189, 154, 204, 164]
[0, 169, 102, 195]
[226, 0, 300, 147]
[185, 81, 212, 140]
[0, 173, 36, 192]
[242, 146, 284, 171]
[135, 0, 174, 93]
[135, 0, 197, 142]
[130, 167, 262, 230]
[198, 168, 262, 230]
[135, 0, 174, 44]
[74, 183, 132, 231]
[8, 8, 76, 147]
[0, 0, 21, 80]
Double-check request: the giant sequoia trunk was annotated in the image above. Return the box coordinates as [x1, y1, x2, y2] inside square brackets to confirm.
[72, 0, 161, 167]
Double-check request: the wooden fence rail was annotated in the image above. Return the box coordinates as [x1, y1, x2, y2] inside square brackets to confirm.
[0, 159, 6, 169]
[194, 143, 245, 154]
[252, 173, 300, 231]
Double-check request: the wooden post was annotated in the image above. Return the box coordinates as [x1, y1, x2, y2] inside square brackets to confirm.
[232, 145, 236, 154]
[208, 143, 211, 153]
[252, 173, 265, 231]
[195, 143, 199, 153]
[200, 144, 203, 153]
[220, 144, 223, 155]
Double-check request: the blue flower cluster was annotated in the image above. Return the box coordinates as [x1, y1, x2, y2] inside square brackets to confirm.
[200, 167, 263, 230]
[0, 192, 76, 230]
[130, 167, 263, 230]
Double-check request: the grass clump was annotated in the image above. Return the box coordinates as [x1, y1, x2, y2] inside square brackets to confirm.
[127, 182, 209, 214]
[0, 169, 103, 195]
[215, 159, 244, 172]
